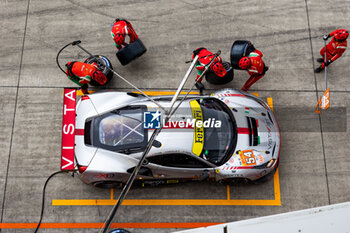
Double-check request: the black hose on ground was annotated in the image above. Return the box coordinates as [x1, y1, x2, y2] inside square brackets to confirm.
[33, 170, 72, 233]
[56, 40, 82, 75]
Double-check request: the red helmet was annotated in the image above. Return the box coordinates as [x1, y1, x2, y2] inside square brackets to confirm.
[334, 29, 349, 41]
[239, 57, 251, 69]
[114, 33, 125, 45]
[92, 71, 107, 85]
[210, 61, 227, 77]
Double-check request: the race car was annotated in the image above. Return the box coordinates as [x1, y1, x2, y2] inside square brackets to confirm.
[61, 88, 280, 187]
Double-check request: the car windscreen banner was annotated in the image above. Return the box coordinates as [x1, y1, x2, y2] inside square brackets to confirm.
[189, 100, 204, 156]
[61, 88, 76, 171]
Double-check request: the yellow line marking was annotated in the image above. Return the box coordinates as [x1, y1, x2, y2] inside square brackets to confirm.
[75, 90, 199, 96]
[52, 171, 281, 206]
[53, 94, 281, 207]
[53, 198, 279, 206]
[76, 90, 95, 96]
[133, 91, 199, 96]
[110, 188, 114, 200]
[267, 97, 273, 111]
[226, 185, 230, 200]
[273, 169, 281, 205]
[251, 92, 259, 97]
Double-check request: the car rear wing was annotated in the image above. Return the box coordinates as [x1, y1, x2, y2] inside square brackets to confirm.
[61, 88, 77, 171]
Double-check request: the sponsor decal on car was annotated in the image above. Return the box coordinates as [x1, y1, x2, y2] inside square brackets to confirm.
[144, 110, 162, 129]
[239, 150, 257, 166]
[61, 89, 76, 171]
[190, 100, 204, 156]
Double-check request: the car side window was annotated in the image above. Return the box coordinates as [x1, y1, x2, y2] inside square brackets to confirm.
[148, 153, 210, 168]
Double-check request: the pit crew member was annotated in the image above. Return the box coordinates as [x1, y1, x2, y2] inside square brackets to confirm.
[239, 49, 268, 91]
[65, 61, 107, 94]
[315, 29, 348, 73]
[111, 19, 139, 50]
[192, 47, 226, 91]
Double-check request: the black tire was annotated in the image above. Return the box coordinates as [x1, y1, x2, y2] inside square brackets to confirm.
[251, 169, 276, 184]
[205, 61, 234, 85]
[93, 181, 122, 189]
[84, 55, 113, 86]
[230, 40, 255, 69]
[252, 159, 279, 184]
[116, 39, 147, 66]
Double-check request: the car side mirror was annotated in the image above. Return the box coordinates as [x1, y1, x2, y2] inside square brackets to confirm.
[152, 140, 162, 148]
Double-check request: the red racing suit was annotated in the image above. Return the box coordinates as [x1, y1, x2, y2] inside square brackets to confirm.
[66, 62, 106, 94]
[111, 20, 139, 50]
[242, 49, 267, 92]
[192, 48, 226, 82]
[320, 30, 347, 68]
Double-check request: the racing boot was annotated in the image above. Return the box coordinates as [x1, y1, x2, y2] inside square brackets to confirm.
[195, 82, 205, 95]
[314, 66, 324, 73]
[81, 84, 89, 95]
[317, 58, 324, 63]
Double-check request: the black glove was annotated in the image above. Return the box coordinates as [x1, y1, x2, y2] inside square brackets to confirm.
[323, 34, 330, 40]
[324, 60, 332, 66]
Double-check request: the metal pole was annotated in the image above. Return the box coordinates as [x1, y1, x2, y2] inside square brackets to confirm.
[324, 38, 328, 90]
[75, 44, 94, 57]
[169, 51, 221, 117]
[108, 68, 167, 113]
[99, 56, 200, 233]
[168, 55, 199, 111]
[99, 127, 162, 233]
[73, 42, 167, 113]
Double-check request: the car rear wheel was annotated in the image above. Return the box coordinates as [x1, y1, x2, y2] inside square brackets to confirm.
[93, 181, 123, 189]
[252, 160, 279, 184]
[84, 55, 113, 86]
[116, 39, 147, 66]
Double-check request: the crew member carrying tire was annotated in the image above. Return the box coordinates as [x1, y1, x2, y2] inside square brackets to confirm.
[111, 19, 147, 65]
[111, 19, 139, 50]
[192, 47, 226, 91]
[314, 29, 348, 73]
[239, 49, 268, 92]
[65, 61, 107, 94]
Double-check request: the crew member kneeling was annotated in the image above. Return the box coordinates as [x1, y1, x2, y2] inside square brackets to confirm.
[192, 47, 226, 91]
[66, 61, 107, 94]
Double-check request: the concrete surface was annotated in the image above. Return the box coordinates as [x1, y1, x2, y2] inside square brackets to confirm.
[174, 202, 350, 233]
[1, 0, 350, 233]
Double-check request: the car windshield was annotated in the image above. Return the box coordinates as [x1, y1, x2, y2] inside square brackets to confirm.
[98, 107, 145, 147]
[198, 98, 237, 165]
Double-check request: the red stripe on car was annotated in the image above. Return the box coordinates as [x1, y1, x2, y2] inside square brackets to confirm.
[75, 129, 84, 136]
[237, 127, 249, 134]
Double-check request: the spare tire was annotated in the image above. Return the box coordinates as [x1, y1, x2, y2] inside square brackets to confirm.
[230, 40, 255, 69]
[205, 61, 234, 85]
[116, 39, 147, 66]
[84, 55, 113, 86]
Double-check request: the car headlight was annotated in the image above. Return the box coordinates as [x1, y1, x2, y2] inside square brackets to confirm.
[266, 159, 276, 168]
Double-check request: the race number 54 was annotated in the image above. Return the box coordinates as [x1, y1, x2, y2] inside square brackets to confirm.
[240, 150, 257, 166]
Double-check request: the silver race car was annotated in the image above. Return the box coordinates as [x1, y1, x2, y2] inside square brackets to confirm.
[61, 88, 280, 187]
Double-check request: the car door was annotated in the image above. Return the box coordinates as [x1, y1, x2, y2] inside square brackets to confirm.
[146, 153, 215, 180]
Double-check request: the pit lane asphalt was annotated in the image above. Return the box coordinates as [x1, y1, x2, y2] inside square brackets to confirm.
[1, 0, 350, 232]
